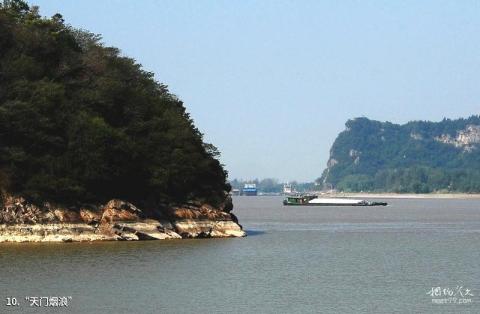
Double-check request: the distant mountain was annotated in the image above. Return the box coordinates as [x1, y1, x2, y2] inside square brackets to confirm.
[320, 116, 480, 193]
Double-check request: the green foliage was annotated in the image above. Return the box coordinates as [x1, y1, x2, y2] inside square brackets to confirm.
[321, 116, 480, 193]
[336, 174, 374, 192]
[0, 1, 230, 207]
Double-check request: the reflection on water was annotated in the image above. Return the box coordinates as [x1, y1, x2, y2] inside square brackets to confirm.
[1, 196, 480, 313]
[244, 229, 267, 237]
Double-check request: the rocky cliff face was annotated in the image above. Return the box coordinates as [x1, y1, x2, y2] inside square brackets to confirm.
[0, 196, 245, 242]
[434, 125, 480, 152]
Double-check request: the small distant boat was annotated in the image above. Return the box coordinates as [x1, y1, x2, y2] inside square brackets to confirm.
[282, 183, 296, 195]
[283, 195, 387, 206]
[242, 183, 257, 196]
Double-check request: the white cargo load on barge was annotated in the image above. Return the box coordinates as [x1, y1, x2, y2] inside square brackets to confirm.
[308, 198, 365, 205]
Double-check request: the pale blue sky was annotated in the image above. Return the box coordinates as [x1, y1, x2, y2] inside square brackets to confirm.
[32, 0, 480, 181]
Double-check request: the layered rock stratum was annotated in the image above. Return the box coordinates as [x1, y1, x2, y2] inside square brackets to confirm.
[0, 196, 245, 242]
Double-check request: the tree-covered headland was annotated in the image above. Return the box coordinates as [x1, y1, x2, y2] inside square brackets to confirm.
[320, 116, 480, 193]
[0, 0, 230, 209]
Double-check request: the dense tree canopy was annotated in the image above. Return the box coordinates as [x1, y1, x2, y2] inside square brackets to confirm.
[0, 0, 230, 207]
[320, 116, 480, 193]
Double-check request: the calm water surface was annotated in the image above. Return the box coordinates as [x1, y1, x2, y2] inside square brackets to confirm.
[1, 196, 480, 313]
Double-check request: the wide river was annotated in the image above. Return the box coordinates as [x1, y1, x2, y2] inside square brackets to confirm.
[1, 196, 480, 313]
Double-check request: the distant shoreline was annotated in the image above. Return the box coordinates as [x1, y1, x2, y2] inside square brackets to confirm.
[329, 192, 480, 199]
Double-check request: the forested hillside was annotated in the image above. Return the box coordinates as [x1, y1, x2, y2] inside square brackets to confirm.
[0, 0, 230, 208]
[320, 116, 480, 193]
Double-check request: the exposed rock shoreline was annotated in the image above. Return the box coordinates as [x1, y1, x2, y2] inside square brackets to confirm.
[0, 197, 245, 243]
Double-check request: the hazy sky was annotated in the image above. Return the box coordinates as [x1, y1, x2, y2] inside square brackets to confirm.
[32, 0, 480, 181]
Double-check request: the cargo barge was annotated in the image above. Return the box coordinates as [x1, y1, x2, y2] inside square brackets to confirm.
[283, 195, 387, 206]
